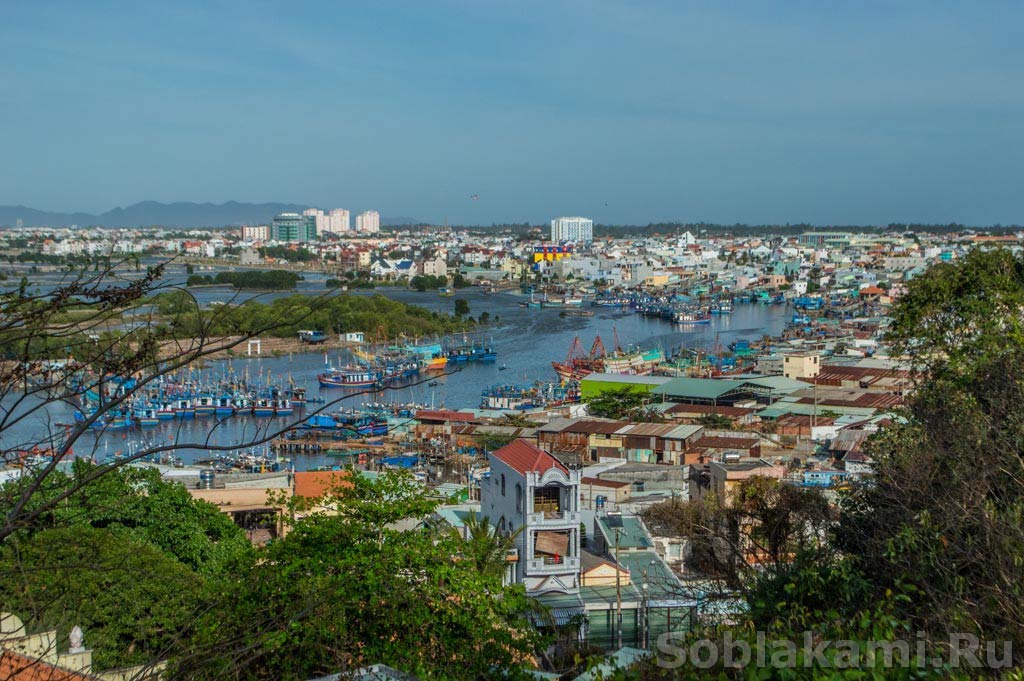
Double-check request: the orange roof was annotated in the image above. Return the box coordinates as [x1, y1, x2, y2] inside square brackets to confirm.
[0, 651, 96, 681]
[492, 439, 568, 476]
[859, 286, 885, 296]
[293, 470, 352, 499]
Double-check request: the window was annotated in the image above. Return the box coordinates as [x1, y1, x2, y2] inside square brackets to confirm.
[501, 474, 506, 496]
[516, 483, 523, 512]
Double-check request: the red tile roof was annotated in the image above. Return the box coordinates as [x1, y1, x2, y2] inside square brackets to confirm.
[0, 651, 96, 681]
[492, 439, 568, 476]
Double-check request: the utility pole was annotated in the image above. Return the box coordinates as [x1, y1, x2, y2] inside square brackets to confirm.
[614, 527, 622, 649]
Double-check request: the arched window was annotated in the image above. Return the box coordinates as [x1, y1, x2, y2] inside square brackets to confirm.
[498, 516, 506, 534]
[515, 483, 523, 512]
[501, 473, 506, 496]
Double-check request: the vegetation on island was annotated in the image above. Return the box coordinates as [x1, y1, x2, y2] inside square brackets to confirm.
[150, 290, 471, 339]
[185, 270, 302, 290]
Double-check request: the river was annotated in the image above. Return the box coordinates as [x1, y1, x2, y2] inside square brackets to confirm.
[2, 265, 790, 469]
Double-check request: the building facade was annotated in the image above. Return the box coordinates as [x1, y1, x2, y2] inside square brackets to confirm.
[241, 224, 270, 241]
[327, 208, 350, 233]
[356, 210, 381, 233]
[551, 217, 593, 243]
[483, 439, 582, 594]
[271, 213, 317, 242]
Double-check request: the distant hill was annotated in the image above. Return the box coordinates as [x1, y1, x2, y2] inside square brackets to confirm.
[0, 201, 415, 228]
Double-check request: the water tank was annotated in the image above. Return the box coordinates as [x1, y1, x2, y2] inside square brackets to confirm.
[199, 469, 215, 489]
[595, 495, 607, 510]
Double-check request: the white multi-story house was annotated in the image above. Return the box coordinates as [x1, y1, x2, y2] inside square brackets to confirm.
[483, 439, 582, 595]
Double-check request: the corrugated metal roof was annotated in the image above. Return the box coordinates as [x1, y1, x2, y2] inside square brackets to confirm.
[655, 377, 746, 399]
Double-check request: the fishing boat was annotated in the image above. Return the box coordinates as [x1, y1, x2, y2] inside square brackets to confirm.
[156, 403, 176, 420]
[252, 398, 277, 417]
[673, 308, 711, 325]
[541, 296, 583, 308]
[194, 395, 216, 417]
[560, 308, 594, 317]
[133, 407, 160, 427]
[552, 334, 664, 381]
[274, 399, 294, 417]
[318, 366, 381, 388]
[214, 395, 236, 417]
[173, 398, 195, 419]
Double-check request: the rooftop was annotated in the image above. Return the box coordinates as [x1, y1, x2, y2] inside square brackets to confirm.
[492, 439, 569, 476]
[597, 514, 653, 550]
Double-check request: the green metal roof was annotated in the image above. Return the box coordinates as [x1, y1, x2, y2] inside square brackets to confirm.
[654, 377, 745, 399]
[596, 515, 654, 550]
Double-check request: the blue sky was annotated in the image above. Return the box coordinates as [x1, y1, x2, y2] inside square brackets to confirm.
[1, 0, 1022, 225]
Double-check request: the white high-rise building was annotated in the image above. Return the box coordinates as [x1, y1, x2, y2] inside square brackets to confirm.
[356, 210, 381, 233]
[326, 208, 350, 233]
[303, 208, 329, 236]
[550, 216, 593, 243]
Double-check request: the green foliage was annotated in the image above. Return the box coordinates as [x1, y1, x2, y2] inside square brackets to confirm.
[258, 245, 318, 262]
[150, 292, 465, 339]
[886, 247, 1024, 375]
[186, 471, 540, 679]
[7, 461, 252, 575]
[585, 386, 657, 420]
[410, 274, 447, 291]
[186, 269, 302, 290]
[0, 526, 203, 669]
[454, 298, 470, 316]
[698, 413, 733, 430]
[452, 513, 522, 579]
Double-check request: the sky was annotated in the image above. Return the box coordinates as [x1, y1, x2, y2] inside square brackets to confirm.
[1, 0, 1022, 225]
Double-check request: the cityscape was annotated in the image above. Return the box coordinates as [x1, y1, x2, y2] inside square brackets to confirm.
[1, 2, 1022, 680]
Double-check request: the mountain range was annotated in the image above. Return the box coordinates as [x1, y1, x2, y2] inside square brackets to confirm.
[0, 202, 421, 228]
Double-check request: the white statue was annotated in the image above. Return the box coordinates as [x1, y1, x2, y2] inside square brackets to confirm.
[69, 625, 84, 652]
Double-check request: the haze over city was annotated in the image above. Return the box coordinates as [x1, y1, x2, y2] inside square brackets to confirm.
[2, 0, 1022, 226]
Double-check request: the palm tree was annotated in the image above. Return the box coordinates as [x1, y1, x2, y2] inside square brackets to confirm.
[454, 513, 522, 579]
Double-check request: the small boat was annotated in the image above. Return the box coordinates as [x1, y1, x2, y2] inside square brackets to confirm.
[428, 380, 439, 387]
[498, 364, 508, 371]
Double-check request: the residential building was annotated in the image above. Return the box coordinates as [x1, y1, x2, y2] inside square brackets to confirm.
[356, 210, 381, 233]
[326, 208, 350, 234]
[422, 254, 448, 278]
[241, 224, 270, 241]
[783, 351, 821, 380]
[551, 216, 593, 243]
[483, 439, 582, 594]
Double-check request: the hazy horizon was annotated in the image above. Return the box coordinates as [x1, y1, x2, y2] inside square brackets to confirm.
[3, 1, 1022, 225]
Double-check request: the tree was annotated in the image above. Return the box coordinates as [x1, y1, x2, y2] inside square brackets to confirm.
[643, 476, 834, 588]
[886, 247, 1024, 377]
[454, 298, 470, 316]
[0, 525, 204, 669]
[453, 513, 522, 579]
[182, 471, 540, 680]
[584, 386, 658, 420]
[698, 413, 733, 430]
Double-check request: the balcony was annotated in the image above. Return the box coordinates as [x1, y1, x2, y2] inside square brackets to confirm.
[527, 510, 580, 525]
[525, 556, 580, 573]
